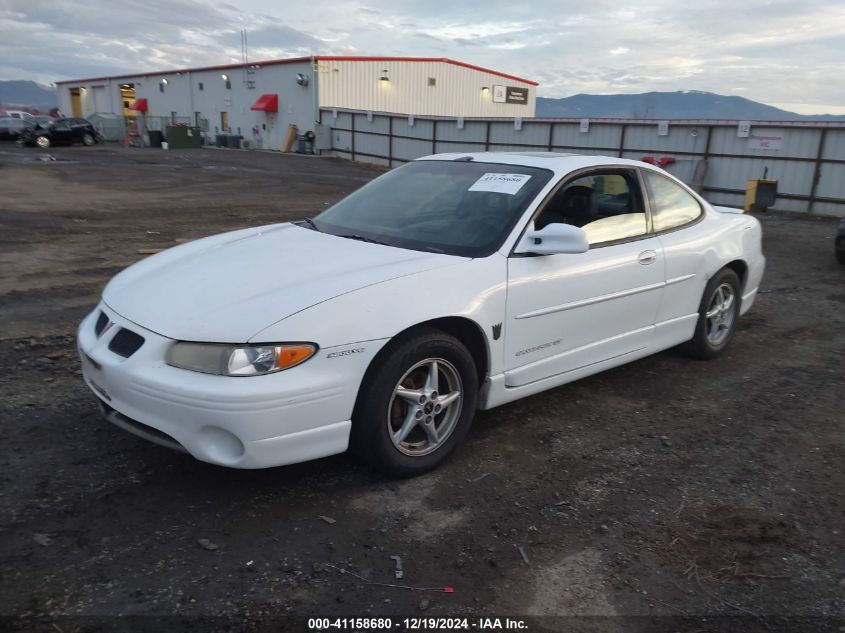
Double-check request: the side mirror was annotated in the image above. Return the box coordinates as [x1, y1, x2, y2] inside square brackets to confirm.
[514, 222, 589, 255]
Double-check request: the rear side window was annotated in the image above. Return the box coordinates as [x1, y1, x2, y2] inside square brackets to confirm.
[643, 171, 702, 232]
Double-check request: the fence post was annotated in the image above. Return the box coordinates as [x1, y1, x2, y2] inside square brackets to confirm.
[485, 121, 491, 151]
[350, 112, 356, 162]
[547, 122, 555, 151]
[808, 128, 827, 215]
[432, 119, 437, 155]
[388, 116, 393, 168]
[618, 124, 627, 158]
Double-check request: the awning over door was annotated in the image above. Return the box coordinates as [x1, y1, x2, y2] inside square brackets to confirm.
[250, 94, 278, 112]
[129, 98, 148, 113]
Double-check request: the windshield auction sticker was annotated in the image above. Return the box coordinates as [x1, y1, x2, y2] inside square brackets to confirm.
[468, 173, 532, 195]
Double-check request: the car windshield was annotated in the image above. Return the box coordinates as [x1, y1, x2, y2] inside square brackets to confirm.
[312, 160, 552, 257]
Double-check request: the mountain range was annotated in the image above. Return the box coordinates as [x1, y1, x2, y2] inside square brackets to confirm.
[536, 90, 845, 120]
[0, 80, 58, 111]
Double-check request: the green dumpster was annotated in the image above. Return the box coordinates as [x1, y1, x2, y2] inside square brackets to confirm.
[165, 125, 202, 149]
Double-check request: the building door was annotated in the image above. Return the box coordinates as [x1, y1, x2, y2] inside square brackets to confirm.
[93, 86, 107, 112]
[220, 112, 229, 132]
[69, 89, 82, 117]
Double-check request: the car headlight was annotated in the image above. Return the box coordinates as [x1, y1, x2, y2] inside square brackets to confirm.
[166, 342, 317, 376]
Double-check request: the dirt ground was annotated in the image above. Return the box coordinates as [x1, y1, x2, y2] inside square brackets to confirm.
[0, 143, 843, 632]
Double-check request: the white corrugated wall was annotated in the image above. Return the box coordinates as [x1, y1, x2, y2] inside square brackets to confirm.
[316, 59, 535, 118]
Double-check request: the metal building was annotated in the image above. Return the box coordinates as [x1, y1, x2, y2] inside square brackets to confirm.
[55, 56, 537, 151]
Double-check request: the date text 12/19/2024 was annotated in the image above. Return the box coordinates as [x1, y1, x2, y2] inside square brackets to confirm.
[308, 618, 529, 630]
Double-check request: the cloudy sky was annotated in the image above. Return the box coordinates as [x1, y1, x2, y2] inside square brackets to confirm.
[1, 0, 844, 113]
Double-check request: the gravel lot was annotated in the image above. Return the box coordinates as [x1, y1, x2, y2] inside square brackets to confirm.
[0, 143, 843, 632]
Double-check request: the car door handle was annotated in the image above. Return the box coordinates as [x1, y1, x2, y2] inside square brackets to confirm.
[638, 250, 657, 265]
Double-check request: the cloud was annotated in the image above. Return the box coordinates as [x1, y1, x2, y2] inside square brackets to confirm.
[0, 0, 843, 113]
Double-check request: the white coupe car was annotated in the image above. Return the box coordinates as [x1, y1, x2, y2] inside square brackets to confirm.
[77, 152, 765, 477]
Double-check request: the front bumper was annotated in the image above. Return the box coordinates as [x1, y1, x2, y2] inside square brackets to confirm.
[77, 304, 385, 468]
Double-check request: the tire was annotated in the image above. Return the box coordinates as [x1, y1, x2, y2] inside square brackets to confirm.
[683, 268, 741, 360]
[35, 136, 51, 148]
[351, 327, 479, 478]
[82, 133, 95, 146]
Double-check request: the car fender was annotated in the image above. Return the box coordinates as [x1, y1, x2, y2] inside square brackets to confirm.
[250, 255, 508, 376]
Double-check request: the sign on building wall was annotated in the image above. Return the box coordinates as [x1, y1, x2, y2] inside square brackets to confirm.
[737, 121, 751, 138]
[747, 133, 783, 150]
[505, 87, 528, 105]
[492, 85, 528, 105]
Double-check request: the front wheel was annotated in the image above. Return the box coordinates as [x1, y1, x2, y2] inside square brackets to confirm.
[35, 136, 51, 148]
[81, 133, 95, 146]
[351, 328, 478, 477]
[683, 268, 741, 359]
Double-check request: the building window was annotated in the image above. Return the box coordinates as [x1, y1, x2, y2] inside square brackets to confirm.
[428, 77, 436, 87]
[198, 82, 204, 91]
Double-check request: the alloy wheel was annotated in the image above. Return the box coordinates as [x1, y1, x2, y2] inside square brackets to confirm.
[387, 358, 463, 457]
[705, 282, 736, 346]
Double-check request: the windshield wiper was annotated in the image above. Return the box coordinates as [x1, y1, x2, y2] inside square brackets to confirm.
[339, 234, 390, 246]
[297, 218, 320, 232]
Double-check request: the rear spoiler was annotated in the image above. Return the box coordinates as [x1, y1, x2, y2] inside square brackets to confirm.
[713, 205, 744, 215]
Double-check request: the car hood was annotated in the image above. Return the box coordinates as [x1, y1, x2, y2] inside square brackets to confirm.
[103, 223, 467, 342]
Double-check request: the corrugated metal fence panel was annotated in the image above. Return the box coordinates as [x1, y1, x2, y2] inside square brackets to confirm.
[393, 137, 434, 162]
[815, 162, 845, 198]
[488, 120, 550, 148]
[705, 157, 816, 195]
[353, 116, 390, 162]
[435, 120, 487, 144]
[393, 117, 434, 141]
[552, 122, 621, 152]
[322, 109, 845, 216]
[623, 124, 710, 154]
[353, 112, 391, 135]
[709, 126, 821, 159]
[822, 129, 845, 159]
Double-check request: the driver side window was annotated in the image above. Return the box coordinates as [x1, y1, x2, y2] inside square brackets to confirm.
[534, 170, 647, 247]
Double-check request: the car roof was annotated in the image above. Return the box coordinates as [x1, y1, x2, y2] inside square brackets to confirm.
[416, 151, 654, 176]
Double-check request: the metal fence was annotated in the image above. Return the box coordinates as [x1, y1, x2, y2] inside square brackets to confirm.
[319, 109, 845, 217]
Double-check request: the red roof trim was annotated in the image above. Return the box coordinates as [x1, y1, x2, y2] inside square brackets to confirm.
[56, 56, 538, 87]
[315, 56, 538, 86]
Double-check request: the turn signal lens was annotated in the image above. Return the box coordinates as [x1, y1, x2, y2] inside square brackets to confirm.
[276, 345, 317, 370]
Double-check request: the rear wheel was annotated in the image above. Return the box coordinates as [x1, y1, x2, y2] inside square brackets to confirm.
[82, 133, 95, 146]
[351, 328, 478, 477]
[35, 136, 51, 148]
[683, 268, 741, 359]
